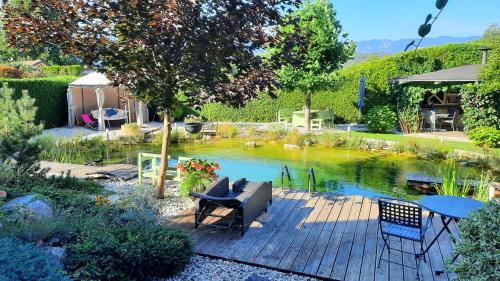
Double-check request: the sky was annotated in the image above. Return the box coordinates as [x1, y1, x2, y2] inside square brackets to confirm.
[332, 0, 500, 41]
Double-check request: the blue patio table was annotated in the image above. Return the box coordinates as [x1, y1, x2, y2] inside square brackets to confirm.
[420, 195, 483, 274]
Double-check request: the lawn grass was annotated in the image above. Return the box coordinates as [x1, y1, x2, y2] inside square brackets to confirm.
[344, 131, 500, 156]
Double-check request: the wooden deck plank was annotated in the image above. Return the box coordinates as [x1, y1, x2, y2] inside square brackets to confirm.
[359, 199, 379, 281]
[344, 197, 372, 281]
[231, 191, 306, 261]
[166, 191, 462, 281]
[208, 188, 287, 258]
[289, 193, 336, 273]
[330, 195, 364, 280]
[280, 193, 331, 271]
[302, 194, 345, 276]
[316, 195, 356, 278]
[262, 193, 320, 268]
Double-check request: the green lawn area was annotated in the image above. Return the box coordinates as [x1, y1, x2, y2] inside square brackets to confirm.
[345, 131, 500, 156]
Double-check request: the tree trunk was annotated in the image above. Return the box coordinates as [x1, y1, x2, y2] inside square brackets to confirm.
[304, 92, 311, 131]
[155, 111, 171, 199]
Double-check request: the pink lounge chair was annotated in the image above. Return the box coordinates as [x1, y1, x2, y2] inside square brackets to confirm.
[80, 114, 98, 130]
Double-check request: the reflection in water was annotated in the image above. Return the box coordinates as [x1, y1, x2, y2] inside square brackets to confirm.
[104, 140, 473, 199]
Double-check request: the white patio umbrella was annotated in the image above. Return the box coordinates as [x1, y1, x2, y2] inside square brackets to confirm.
[66, 87, 74, 128]
[96, 86, 106, 131]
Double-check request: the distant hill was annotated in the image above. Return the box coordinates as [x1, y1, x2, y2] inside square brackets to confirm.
[355, 36, 480, 55]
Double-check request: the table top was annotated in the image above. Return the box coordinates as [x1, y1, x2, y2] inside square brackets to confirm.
[420, 195, 483, 219]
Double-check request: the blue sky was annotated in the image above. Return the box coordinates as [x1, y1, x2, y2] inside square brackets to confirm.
[332, 0, 499, 41]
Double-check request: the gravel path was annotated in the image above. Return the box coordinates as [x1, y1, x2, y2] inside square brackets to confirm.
[166, 256, 318, 281]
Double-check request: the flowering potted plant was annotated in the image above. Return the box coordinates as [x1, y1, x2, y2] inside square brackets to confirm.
[183, 115, 203, 134]
[176, 159, 220, 197]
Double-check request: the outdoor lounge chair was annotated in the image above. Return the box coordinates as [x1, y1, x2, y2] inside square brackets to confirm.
[80, 114, 98, 130]
[190, 177, 272, 236]
[377, 197, 431, 280]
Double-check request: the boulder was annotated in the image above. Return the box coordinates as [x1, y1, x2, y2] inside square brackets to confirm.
[245, 141, 256, 148]
[3, 194, 54, 219]
[283, 143, 300, 150]
[41, 246, 65, 266]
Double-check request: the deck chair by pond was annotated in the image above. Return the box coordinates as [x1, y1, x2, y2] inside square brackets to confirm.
[190, 177, 272, 236]
[80, 114, 98, 131]
[377, 197, 431, 280]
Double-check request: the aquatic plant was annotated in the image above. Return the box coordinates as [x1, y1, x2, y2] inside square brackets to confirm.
[216, 123, 238, 138]
[38, 135, 107, 164]
[474, 171, 494, 202]
[433, 164, 471, 197]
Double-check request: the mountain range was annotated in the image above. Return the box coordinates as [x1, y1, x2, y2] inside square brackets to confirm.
[355, 35, 480, 55]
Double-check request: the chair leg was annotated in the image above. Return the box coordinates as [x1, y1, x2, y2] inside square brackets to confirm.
[378, 234, 390, 268]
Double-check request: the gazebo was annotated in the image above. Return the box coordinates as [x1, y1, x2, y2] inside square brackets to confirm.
[67, 72, 149, 130]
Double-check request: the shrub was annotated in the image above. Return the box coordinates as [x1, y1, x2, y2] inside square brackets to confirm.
[0, 76, 77, 128]
[0, 83, 44, 172]
[265, 123, 287, 140]
[467, 126, 500, 148]
[0, 237, 71, 281]
[365, 105, 397, 133]
[451, 201, 499, 281]
[461, 84, 500, 132]
[316, 131, 347, 147]
[0, 218, 74, 245]
[40, 65, 84, 76]
[217, 123, 238, 138]
[0, 65, 23, 78]
[66, 224, 192, 281]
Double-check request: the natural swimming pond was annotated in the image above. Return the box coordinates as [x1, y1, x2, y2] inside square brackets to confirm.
[103, 139, 476, 199]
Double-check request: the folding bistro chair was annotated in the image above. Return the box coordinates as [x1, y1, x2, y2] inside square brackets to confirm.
[377, 197, 432, 280]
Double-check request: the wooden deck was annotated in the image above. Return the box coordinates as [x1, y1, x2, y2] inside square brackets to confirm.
[170, 189, 459, 281]
[40, 161, 138, 180]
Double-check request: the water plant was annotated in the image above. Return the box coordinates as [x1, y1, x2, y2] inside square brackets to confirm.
[216, 123, 238, 138]
[433, 164, 471, 197]
[473, 171, 494, 202]
[38, 135, 107, 164]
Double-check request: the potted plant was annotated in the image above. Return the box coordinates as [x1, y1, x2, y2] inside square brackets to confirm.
[183, 115, 203, 134]
[176, 159, 220, 197]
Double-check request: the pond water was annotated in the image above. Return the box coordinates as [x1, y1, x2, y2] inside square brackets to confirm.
[103, 139, 465, 199]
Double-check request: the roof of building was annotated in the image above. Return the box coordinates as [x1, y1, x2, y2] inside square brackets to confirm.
[388, 64, 480, 85]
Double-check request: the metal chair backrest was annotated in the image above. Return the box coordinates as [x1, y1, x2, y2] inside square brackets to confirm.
[378, 198, 422, 229]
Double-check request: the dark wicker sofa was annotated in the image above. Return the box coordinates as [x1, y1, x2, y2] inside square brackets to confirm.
[190, 177, 272, 236]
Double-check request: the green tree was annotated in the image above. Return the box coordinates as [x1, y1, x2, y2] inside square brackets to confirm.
[6, 0, 299, 198]
[0, 83, 43, 172]
[266, 0, 354, 130]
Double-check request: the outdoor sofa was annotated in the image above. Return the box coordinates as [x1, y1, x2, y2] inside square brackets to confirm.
[190, 177, 272, 236]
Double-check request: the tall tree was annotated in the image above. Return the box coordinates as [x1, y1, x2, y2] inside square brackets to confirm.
[5, 0, 298, 198]
[266, 0, 354, 130]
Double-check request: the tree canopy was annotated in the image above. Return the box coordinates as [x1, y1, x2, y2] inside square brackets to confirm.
[5, 0, 299, 108]
[266, 0, 355, 94]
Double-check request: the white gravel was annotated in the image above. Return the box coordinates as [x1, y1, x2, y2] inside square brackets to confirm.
[100, 179, 194, 221]
[166, 255, 318, 281]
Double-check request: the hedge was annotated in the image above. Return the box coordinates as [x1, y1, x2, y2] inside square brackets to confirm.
[201, 39, 493, 123]
[41, 65, 84, 76]
[0, 76, 77, 128]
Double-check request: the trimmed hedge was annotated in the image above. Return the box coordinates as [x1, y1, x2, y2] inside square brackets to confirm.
[0, 76, 77, 128]
[201, 40, 494, 123]
[41, 65, 84, 76]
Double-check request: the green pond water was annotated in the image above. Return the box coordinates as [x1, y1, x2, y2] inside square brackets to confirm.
[102, 139, 474, 199]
